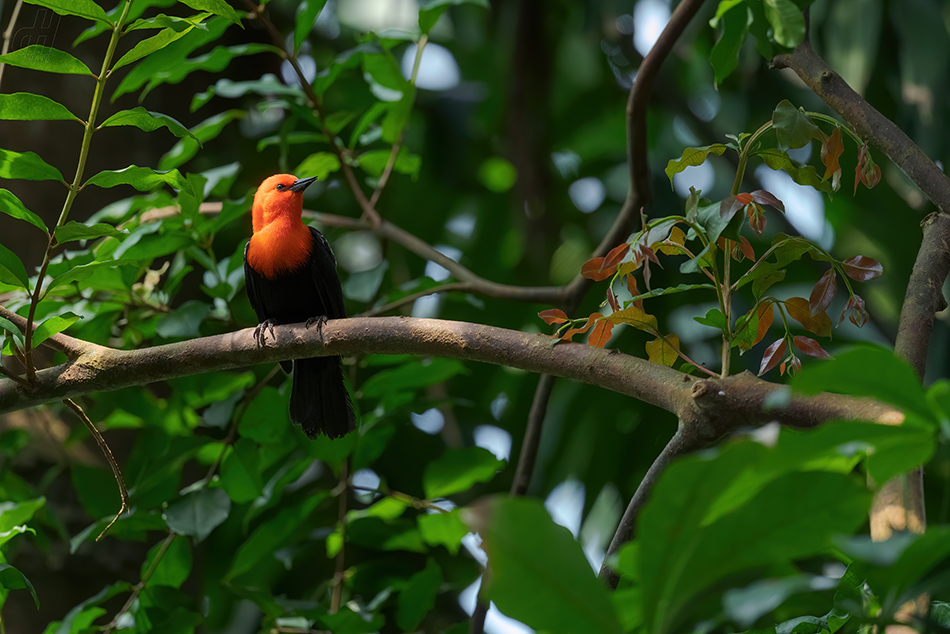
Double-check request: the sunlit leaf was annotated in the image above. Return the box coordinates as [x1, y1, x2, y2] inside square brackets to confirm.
[99, 107, 200, 143]
[560, 313, 601, 342]
[23, 0, 109, 23]
[0, 189, 47, 234]
[604, 306, 657, 331]
[0, 244, 29, 288]
[424, 447, 504, 498]
[646, 334, 679, 366]
[665, 144, 729, 185]
[762, 0, 806, 47]
[588, 319, 614, 348]
[0, 93, 80, 122]
[0, 148, 64, 182]
[32, 313, 80, 348]
[539, 308, 568, 325]
[581, 257, 615, 282]
[784, 296, 832, 337]
[0, 45, 93, 75]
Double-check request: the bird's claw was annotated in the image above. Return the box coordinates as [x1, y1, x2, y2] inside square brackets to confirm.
[254, 319, 278, 347]
[305, 315, 328, 343]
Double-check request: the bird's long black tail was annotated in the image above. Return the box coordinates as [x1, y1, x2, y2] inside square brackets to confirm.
[290, 356, 355, 439]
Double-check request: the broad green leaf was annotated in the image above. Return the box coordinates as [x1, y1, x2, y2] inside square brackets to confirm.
[418, 510, 467, 555]
[771, 100, 818, 150]
[191, 74, 298, 111]
[160, 110, 244, 170]
[179, 0, 242, 26]
[23, 0, 109, 23]
[792, 346, 934, 425]
[54, 221, 125, 244]
[239, 387, 289, 444]
[312, 43, 377, 96]
[628, 283, 716, 304]
[424, 447, 505, 498]
[665, 144, 729, 185]
[99, 107, 200, 143]
[723, 575, 837, 628]
[294, 152, 341, 181]
[0, 93, 80, 122]
[0, 525, 35, 549]
[226, 495, 327, 580]
[763, 0, 806, 48]
[710, 4, 750, 85]
[0, 45, 93, 75]
[638, 446, 871, 634]
[0, 148, 64, 182]
[141, 534, 192, 587]
[257, 131, 326, 153]
[84, 165, 192, 194]
[45, 259, 138, 293]
[463, 496, 623, 634]
[397, 559, 442, 631]
[112, 23, 198, 71]
[0, 564, 39, 608]
[294, 0, 328, 52]
[155, 300, 211, 338]
[382, 90, 415, 142]
[361, 358, 468, 401]
[0, 243, 29, 288]
[0, 497, 45, 532]
[735, 235, 816, 290]
[0, 189, 47, 234]
[694, 307, 727, 330]
[419, 0, 490, 34]
[32, 312, 80, 348]
[163, 487, 230, 542]
[219, 438, 263, 504]
[363, 52, 409, 93]
[125, 12, 211, 32]
[359, 148, 422, 181]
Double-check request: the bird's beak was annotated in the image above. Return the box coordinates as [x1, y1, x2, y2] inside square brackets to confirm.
[290, 176, 319, 193]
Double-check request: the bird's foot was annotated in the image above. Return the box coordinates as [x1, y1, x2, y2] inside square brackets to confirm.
[253, 319, 278, 347]
[305, 315, 328, 342]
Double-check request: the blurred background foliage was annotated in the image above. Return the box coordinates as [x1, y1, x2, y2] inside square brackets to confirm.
[0, 0, 949, 632]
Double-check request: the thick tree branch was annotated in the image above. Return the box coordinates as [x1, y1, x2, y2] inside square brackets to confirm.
[0, 318, 899, 426]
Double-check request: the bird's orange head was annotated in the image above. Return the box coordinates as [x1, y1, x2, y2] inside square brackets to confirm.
[251, 174, 318, 233]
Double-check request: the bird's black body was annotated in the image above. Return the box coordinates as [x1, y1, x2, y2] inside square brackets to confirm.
[243, 226, 355, 439]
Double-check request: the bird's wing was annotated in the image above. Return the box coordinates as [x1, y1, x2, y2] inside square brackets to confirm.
[307, 226, 347, 320]
[243, 240, 270, 323]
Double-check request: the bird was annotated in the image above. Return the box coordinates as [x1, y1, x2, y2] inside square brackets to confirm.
[243, 173, 356, 439]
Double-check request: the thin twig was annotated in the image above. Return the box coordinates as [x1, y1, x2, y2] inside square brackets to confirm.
[64, 398, 129, 541]
[0, 304, 91, 359]
[103, 531, 177, 633]
[330, 460, 349, 614]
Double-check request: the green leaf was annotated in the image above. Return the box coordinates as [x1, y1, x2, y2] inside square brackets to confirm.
[155, 300, 211, 338]
[294, 0, 328, 52]
[772, 99, 818, 150]
[0, 497, 45, 532]
[735, 235, 815, 290]
[363, 52, 409, 93]
[294, 152, 342, 180]
[710, 4, 750, 85]
[179, 0, 242, 26]
[418, 510, 467, 555]
[0, 563, 39, 608]
[112, 23, 199, 71]
[792, 346, 934, 425]
[84, 165, 192, 194]
[23, 0, 109, 23]
[0, 243, 30, 288]
[665, 144, 729, 185]
[763, 0, 806, 48]
[628, 283, 716, 304]
[419, 0, 490, 34]
[694, 307, 727, 330]
[359, 148, 422, 181]
[163, 487, 230, 542]
[125, 12, 211, 32]
[381, 90, 415, 143]
[160, 110, 244, 170]
[397, 558, 442, 631]
[219, 438, 263, 504]
[462, 496, 623, 634]
[0, 93, 80, 122]
[99, 107, 200, 143]
[0, 525, 35, 549]
[312, 44, 376, 96]
[757, 148, 832, 193]
[45, 259, 138, 293]
[637, 445, 871, 634]
[0, 45, 93, 75]
[424, 447, 505, 498]
[142, 535, 192, 587]
[54, 221, 125, 244]
[0, 148, 64, 182]
[0, 189, 47, 234]
[32, 312, 80, 348]
[226, 495, 326, 580]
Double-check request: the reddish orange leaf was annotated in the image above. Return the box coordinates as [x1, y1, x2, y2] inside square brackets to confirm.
[735, 192, 754, 205]
[603, 243, 630, 269]
[581, 257, 615, 281]
[753, 302, 773, 347]
[842, 255, 883, 281]
[560, 312, 601, 342]
[588, 318, 614, 348]
[808, 269, 838, 316]
[749, 208, 767, 239]
[625, 274, 643, 309]
[646, 333, 680, 367]
[720, 195, 745, 219]
[789, 356, 802, 375]
[840, 294, 869, 328]
[793, 335, 832, 359]
[607, 288, 620, 312]
[784, 297, 832, 337]
[821, 127, 844, 188]
[539, 308, 568, 325]
[738, 236, 755, 262]
[759, 338, 787, 375]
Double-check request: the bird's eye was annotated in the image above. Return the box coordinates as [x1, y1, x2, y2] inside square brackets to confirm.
[275, 183, 287, 191]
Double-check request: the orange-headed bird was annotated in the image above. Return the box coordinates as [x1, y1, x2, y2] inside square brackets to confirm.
[244, 174, 355, 438]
